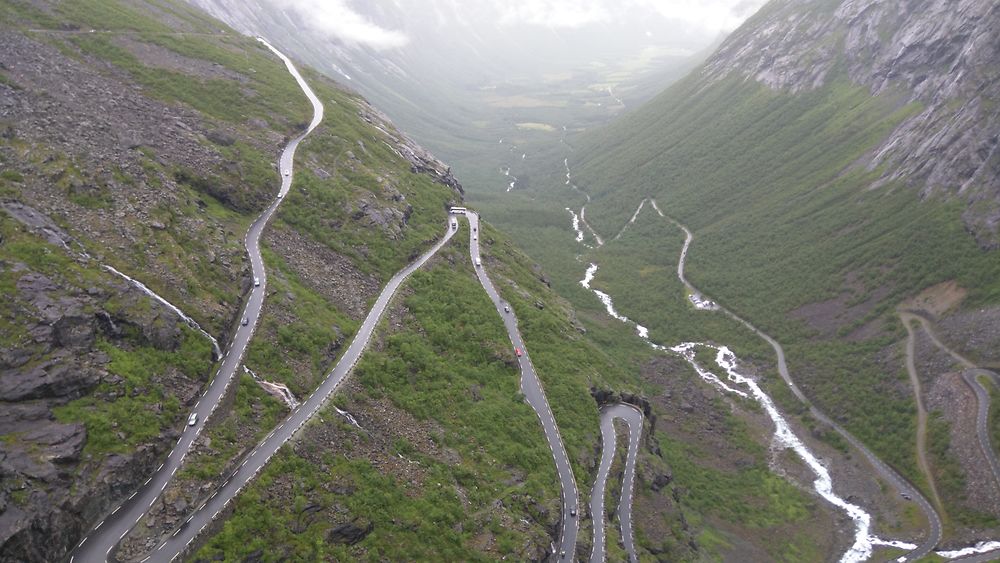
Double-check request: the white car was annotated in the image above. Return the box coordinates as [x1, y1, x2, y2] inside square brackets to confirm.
[187, 413, 198, 426]
[254, 277, 260, 287]
[284, 170, 290, 177]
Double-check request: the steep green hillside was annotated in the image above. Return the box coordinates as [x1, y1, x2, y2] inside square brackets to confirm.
[191, 235, 563, 561]
[515, 8, 1000, 538]
[467, 0, 1000, 544]
[570, 70, 1000, 482]
[0, 0, 466, 559]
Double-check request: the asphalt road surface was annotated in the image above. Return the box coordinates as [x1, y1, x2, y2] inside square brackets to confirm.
[144, 222, 456, 562]
[68, 39, 323, 563]
[464, 211, 580, 560]
[963, 370, 1000, 494]
[589, 404, 642, 563]
[145, 210, 579, 561]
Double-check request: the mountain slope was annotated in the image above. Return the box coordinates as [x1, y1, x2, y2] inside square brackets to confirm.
[700, 0, 1000, 246]
[0, 1, 475, 560]
[0, 2, 707, 562]
[558, 0, 1000, 544]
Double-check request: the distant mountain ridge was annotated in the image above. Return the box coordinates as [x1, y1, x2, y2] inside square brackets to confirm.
[701, 0, 1000, 246]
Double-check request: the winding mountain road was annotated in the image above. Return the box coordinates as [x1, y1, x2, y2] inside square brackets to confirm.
[145, 220, 456, 562]
[589, 404, 642, 563]
[465, 211, 580, 559]
[963, 370, 1000, 494]
[648, 200, 943, 561]
[68, 38, 323, 563]
[904, 313, 1000, 505]
[70, 42, 581, 561]
[144, 210, 577, 561]
[901, 314, 944, 513]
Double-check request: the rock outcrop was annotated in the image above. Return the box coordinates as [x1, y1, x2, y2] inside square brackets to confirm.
[356, 101, 464, 196]
[326, 519, 374, 545]
[702, 0, 1000, 246]
[0, 220, 198, 562]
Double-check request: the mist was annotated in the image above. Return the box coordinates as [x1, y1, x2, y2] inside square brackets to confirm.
[191, 0, 768, 192]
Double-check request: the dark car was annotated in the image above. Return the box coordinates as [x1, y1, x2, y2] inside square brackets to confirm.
[241, 317, 249, 326]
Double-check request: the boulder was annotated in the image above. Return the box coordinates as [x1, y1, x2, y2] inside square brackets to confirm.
[53, 314, 96, 349]
[651, 471, 673, 492]
[142, 313, 181, 351]
[21, 421, 86, 463]
[326, 519, 373, 545]
[0, 360, 99, 401]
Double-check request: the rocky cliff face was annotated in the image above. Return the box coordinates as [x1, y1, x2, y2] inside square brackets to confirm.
[0, 204, 205, 562]
[356, 100, 464, 196]
[702, 0, 1000, 246]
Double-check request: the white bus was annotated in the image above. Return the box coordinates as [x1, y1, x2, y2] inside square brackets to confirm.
[450, 206, 467, 215]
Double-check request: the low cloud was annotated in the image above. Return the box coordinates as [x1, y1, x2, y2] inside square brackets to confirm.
[495, 0, 766, 31]
[499, 0, 610, 28]
[278, 0, 408, 50]
[630, 0, 768, 31]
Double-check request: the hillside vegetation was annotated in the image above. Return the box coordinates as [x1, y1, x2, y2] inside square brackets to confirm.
[504, 7, 1000, 540]
[0, 0, 471, 559]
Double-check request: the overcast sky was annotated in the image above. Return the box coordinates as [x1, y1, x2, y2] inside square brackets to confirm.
[278, 0, 768, 50]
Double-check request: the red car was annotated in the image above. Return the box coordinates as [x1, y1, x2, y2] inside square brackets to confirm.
[515, 347, 523, 357]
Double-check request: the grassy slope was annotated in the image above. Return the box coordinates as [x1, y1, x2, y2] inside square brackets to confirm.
[0, 212, 215, 457]
[3, 3, 466, 556]
[2, 0, 313, 333]
[193, 237, 560, 560]
[562, 71, 1000, 496]
[0, 0, 316, 459]
[240, 69, 461, 399]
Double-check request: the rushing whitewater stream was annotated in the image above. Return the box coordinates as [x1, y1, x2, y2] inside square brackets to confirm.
[582, 264, 914, 561]
[564, 159, 604, 247]
[573, 199, 929, 562]
[102, 264, 222, 359]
